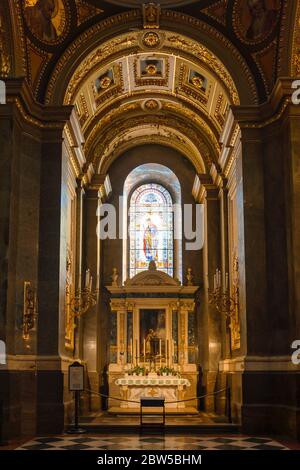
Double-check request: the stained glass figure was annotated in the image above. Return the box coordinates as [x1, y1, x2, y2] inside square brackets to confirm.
[129, 183, 173, 277]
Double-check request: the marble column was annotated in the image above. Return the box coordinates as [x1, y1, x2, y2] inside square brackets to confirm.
[75, 181, 85, 359]
[0, 79, 72, 438]
[197, 177, 222, 411]
[82, 186, 101, 409]
[36, 121, 73, 435]
[228, 83, 300, 438]
[218, 182, 231, 360]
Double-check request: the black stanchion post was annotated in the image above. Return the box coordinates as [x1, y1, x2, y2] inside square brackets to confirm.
[227, 387, 232, 423]
[0, 399, 8, 446]
[67, 361, 86, 434]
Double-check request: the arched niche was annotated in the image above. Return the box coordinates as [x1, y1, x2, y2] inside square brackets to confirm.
[123, 163, 183, 283]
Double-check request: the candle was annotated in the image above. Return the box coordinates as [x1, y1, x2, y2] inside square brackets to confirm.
[143, 339, 146, 365]
[225, 272, 229, 290]
[159, 339, 162, 368]
[167, 340, 169, 367]
[213, 274, 216, 290]
[135, 339, 138, 366]
[85, 269, 89, 288]
[131, 339, 133, 367]
[89, 275, 93, 292]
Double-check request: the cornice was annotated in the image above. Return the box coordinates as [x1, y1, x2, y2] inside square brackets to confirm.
[231, 78, 295, 128]
[3, 78, 73, 129]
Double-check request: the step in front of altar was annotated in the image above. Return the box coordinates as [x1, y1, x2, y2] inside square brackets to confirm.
[108, 406, 199, 416]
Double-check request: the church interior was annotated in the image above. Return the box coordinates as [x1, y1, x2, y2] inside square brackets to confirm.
[0, 0, 300, 453]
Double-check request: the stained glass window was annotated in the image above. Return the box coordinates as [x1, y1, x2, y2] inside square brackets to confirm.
[129, 183, 173, 278]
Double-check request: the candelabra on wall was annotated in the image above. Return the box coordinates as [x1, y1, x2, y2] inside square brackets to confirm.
[208, 260, 240, 350]
[68, 269, 99, 318]
[208, 269, 237, 318]
[22, 281, 38, 340]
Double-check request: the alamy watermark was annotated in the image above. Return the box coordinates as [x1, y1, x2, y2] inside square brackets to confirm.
[0, 80, 6, 104]
[0, 340, 6, 364]
[96, 197, 204, 251]
[291, 340, 300, 365]
[291, 80, 300, 105]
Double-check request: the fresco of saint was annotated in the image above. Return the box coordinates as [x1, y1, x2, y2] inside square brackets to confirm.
[24, 0, 60, 42]
[246, 0, 278, 40]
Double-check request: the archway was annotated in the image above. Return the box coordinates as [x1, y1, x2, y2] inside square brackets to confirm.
[3, 1, 299, 441]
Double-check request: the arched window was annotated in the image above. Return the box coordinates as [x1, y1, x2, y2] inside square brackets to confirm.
[129, 183, 173, 278]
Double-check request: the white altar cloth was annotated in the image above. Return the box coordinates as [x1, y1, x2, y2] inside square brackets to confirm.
[115, 376, 190, 408]
[115, 377, 190, 387]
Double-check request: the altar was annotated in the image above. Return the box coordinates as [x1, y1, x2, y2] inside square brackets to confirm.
[106, 262, 199, 413]
[115, 376, 191, 409]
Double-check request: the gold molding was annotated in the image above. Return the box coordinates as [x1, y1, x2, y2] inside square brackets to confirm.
[6, 96, 67, 130]
[98, 132, 204, 175]
[143, 3, 160, 29]
[91, 114, 212, 173]
[0, 10, 11, 76]
[45, 10, 140, 104]
[235, 97, 290, 129]
[45, 21, 244, 107]
[291, 0, 300, 75]
[161, 10, 256, 104]
[12, 0, 27, 76]
[165, 33, 239, 105]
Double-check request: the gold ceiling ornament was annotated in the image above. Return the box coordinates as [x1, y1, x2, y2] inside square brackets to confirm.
[134, 56, 169, 87]
[90, 114, 213, 172]
[99, 75, 112, 89]
[64, 34, 137, 104]
[191, 75, 204, 89]
[143, 3, 160, 29]
[214, 92, 227, 128]
[52, 28, 239, 108]
[142, 31, 161, 48]
[82, 82, 224, 151]
[84, 101, 142, 151]
[81, 95, 218, 171]
[162, 100, 220, 157]
[165, 33, 240, 105]
[0, 13, 11, 76]
[145, 63, 158, 75]
[94, 64, 124, 108]
[45, 10, 140, 103]
[97, 130, 204, 175]
[143, 99, 161, 111]
[177, 64, 210, 110]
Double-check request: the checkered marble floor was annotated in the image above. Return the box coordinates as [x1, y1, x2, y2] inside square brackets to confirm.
[16, 435, 290, 450]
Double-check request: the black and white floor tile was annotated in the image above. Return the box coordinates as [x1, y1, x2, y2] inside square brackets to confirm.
[16, 435, 290, 451]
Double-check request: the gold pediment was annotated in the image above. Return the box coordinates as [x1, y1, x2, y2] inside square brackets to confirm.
[124, 269, 180, 287]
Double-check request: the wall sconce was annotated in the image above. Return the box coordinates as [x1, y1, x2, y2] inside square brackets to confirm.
[22, 281, 38, 340]
[68, 269, 99, 318]
[208, 269, 238, 318]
